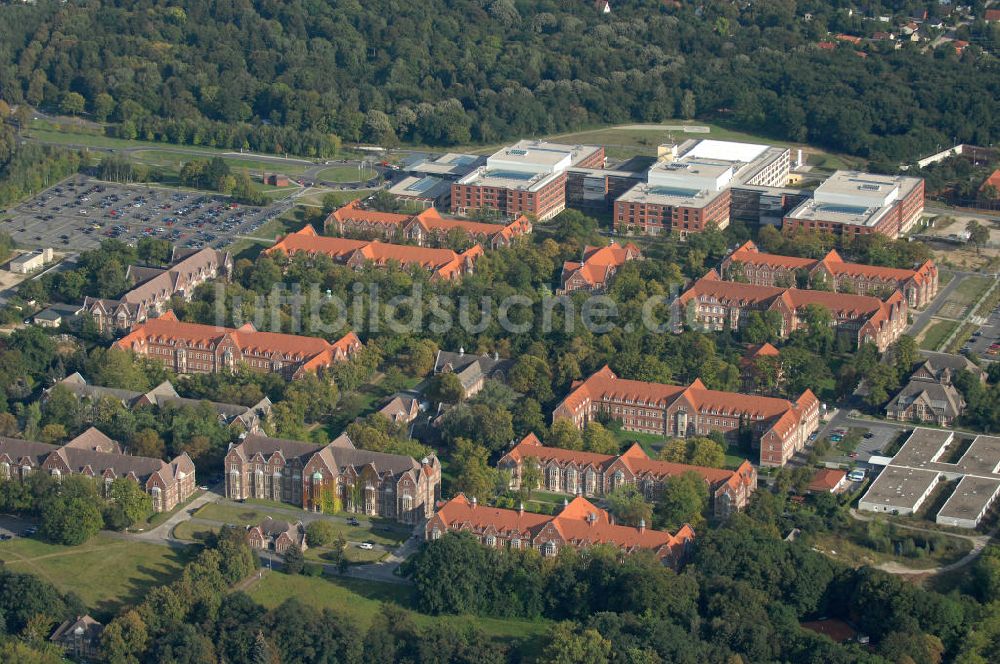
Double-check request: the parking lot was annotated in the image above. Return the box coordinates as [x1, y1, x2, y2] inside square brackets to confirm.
[963, 304, 1000, 362]
[814, 415, 909, 467]
[3, 176, 289, 252]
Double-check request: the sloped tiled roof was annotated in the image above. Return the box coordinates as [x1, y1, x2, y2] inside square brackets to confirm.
[113, 311, 360, 369]
[561, 242, 640, 289]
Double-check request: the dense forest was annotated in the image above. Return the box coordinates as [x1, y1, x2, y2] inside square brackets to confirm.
[0, 0, 996, 161]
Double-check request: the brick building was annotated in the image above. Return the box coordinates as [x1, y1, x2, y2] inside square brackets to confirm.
[499, 433, 757, 517]
[325, 200, 531, 249]
[113, 311, 362, 379]
[721, 240, 938, 308]
[676, 270, 908, 351]
[224, 433, 440, 524]
[553, 366, 820, 467]
[559, 242, 641, 294]
[246, 517, 307, 554]
[885, 352, 986, 426]
[565, 167, 644, 212]
[83, 247, 232, 334]
[266, 225, 483, 281]
[426, 493, 695, 565]
[614, 140, 791, 237]
[452, 141, 605, 221]
[433, 349, 514, 398]
[783, 171, 925, 239]
[0, 428, 195, 512]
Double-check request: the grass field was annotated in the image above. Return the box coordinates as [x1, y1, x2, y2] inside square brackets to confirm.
[316, 165, 374, 183]
[305, 544, 388, 565]
[953, 276, 994, 305]
[0, 534, 190, 620]
[248, 573, 550, 650]
[130, 149, 310, 177]
[194, 502, 411, 547]
[172, 521, 220, 542]
[919, 319, 958, 350]
[607, 422, 667, 455]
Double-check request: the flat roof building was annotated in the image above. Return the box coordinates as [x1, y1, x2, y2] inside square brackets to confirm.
[783, 171, 925, 239]
[385, 175, 453, 209]
[407, 153, 486, 179]
[859, 428, 1000, 528]
[614, 139, 791, 237]
[452, 141, 605, 221]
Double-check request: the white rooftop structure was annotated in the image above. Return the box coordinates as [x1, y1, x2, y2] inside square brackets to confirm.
[408, 153, 485, 178]
[648, 158, 734, 193]
[684, 139, 770, 164]
[814, 171, 903, 209]
[458, 140, 602, 192]
[859, 428, 1000, 528]
[484, 140, 598, 176]
[386, 175, 451, 202]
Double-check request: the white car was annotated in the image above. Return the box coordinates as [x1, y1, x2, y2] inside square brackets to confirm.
[848, 469, 866, 482]
[358, 542, 374, 550]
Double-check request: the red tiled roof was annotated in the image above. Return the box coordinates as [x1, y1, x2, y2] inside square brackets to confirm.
[266, 226, 483, 279]
[986, 9, 1000, 21]
[561, 242, 640, 288]
[556, 366, 814, 436]
[801, 619, 857, 643]
[327, 201, 530, 242]
[434, 493, 693, 557]
[807, 468, 846, 493]
[113, 311, 360, 369]
[982, 169, 1000, 192]
[726, 241, 933, 285]
[835, 33, 862, 44]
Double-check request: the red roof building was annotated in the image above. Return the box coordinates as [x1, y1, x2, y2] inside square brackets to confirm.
[740, 342, 783, 395]
[807, 468, 848, 494]
[676, 270, 908, 352]
[981, 169, 1000, 194]
[559, 242, 641, 293]
[552, 366, 820, 467]
[721, 240, 938, 308]
[426, 493, 694, 565]
[113, 311, 362, 379]
[499, 433, 757, 517]
[986, 9, 1000, 22]
[325, 200, 532, 249]
[266, 225, 483, 281]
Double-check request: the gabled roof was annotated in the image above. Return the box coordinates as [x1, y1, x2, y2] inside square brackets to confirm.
[113, 311, 360, 370]
[434, 493, 693, 558]
[62, 427, 121, 453]
[724, 241, 934, 285]
[50, 615, 103, 644]
[266, 226, 483, 279]
[561, 242, 640, 288]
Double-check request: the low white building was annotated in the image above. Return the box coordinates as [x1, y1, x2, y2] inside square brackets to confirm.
[10, 248, 53, 274]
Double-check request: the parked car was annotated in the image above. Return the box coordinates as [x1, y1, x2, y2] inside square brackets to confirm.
[358, 542, 374, 550]
[347, 518, 360, 526]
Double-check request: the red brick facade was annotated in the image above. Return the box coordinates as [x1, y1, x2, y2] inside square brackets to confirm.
[676, 270, 908, 352]
[113, 311, 362, 380]
[613, 188, 731, 237]
[499, 434, 757, 517]
[426, 493, 695, 565]
[553, 366, 820, 467]
[722, 241, 938, 308]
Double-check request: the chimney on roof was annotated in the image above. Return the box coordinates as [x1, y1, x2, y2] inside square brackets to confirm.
[518, 502, 524, 516]
[470, 496, 477, 508]
[639, 518, 646, 533]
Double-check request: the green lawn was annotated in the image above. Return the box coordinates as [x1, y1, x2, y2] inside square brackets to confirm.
[316, 165, 373, 183]
[172, 521, 220, 542]
[248, 573, 550, 647]
[304, 544, 388, 565]
[194, 502, 411, 547]
[138, 489, 204, 531]
[130, 149, 310, 177]
[919, 319, 958, 350]
[0, 534, 191, 621]
[606, 422, 667, 456]
[952, 275, 994, 307]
